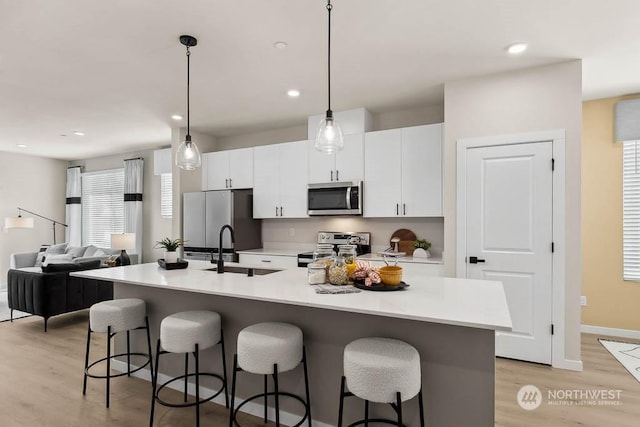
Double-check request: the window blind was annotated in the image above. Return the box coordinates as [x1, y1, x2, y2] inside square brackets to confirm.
[623, 141, 640, 280]
[82, 169, 125, 248]
[160, 173, 173, 219]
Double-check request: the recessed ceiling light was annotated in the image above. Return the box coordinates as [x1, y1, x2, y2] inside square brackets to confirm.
[73, 131, 85, 136]
[273, 41, 288, 49]
[171, 114, 183, 121]
[287, 89, 300, 98]
[506, 43, 528, 55]
[17, 144, 27, 148]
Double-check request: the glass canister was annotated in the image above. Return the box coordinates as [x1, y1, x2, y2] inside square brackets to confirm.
[328, 252, 349, 285]
[308, 262, 327, 285]
[313, 244, 335, 273]
[338, 244, 358, 282]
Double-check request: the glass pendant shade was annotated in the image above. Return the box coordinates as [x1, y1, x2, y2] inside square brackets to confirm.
[315, 116, 344, 154]
[175, 137, 201, 170]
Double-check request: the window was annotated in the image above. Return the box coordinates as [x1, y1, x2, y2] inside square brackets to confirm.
[160, 173, 173, 219]
[623, 141, 640, 280]
[82, 169, 125, 248]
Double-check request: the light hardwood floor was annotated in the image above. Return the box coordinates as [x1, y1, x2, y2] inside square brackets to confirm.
[1, 312, 639, 426]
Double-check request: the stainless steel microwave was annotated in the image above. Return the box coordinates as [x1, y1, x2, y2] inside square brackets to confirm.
[308, 181, 363, 216]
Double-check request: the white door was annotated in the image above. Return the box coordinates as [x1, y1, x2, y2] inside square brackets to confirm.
[207, 151, 230, 190]
[401, 124, 443, 217]
[335, 133, 364, 183]
[228, 148, 253, 189]
[465, 141, 553, 364]
[364, 129, 402, 217]
[253, 144, 280, 218]
[280, 141, 309, 218]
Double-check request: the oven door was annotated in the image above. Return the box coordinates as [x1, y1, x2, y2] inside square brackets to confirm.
[308, 182, 362, 216]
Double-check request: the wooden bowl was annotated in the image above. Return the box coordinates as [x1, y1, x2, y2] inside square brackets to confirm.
[379, 265, 403, 286]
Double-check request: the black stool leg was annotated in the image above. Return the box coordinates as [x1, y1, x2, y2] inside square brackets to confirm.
[396, 392, 402, 427]
[263, 375, 268, 423]
[127, 330, 131, 376]
[144, 317, 154, 384]
[195, 344, 200, 427]
[220, 330, 229, 408]
[273, 363, 280, 427]
[302, 347, 312, 427]
[82, 323, 91, 395]
[10, 309, 13, 322]
[365, 400, 369, 427]
[228, 354, 238, 427]
[150, 339, 161, 427]
[184, 353, 189, 403]
[106, 326, 111, 408]
[418, 388, 425, 427]
[338, 376, 346, 427]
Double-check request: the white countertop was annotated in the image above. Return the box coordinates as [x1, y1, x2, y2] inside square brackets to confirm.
[357, 253, 444, 265]
[72, 261, 511, 332]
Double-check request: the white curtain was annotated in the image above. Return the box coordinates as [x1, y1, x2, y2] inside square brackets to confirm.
[65, 166, 82, 246]
[124, 158, 144, 259]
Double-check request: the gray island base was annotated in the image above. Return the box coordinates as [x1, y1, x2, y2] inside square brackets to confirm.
[73, 261, 511, 426]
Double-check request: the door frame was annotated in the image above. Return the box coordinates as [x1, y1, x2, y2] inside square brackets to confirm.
[456, 129, 574, 370]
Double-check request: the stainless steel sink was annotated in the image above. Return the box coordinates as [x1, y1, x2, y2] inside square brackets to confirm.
[206, 266, 280, 276]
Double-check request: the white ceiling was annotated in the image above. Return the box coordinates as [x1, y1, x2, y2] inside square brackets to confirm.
[2, 0, 640, 160]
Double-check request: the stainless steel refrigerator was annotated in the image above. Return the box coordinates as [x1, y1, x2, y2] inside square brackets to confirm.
[182, 190, 262, 261]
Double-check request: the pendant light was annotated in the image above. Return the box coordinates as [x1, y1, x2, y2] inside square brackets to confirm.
[315, 0, 344, 154]
[175, 35, 202, 170]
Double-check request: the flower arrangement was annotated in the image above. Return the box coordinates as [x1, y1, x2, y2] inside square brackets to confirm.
[353, 260, 381, 287]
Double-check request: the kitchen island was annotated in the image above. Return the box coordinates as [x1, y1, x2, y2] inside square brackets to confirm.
[73, 261, 511, 426]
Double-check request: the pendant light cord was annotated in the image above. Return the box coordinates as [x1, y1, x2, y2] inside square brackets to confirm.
[327, 0, 332, 115]
[186, 46, 191, 137]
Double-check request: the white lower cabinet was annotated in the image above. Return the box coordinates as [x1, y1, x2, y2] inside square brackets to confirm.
[366, 260, 444, 278]
[239, 253, 298, 269]
[253, 140, 309, 219]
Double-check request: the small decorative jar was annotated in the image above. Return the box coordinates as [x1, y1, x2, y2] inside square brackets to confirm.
[308, 262, 327, 285]
[338, 244, 358, 283]
[328, 253, 349, 286]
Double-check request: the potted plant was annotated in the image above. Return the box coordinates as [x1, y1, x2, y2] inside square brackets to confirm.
[413, 239, 432, 258]
[154, 238, 186, 263]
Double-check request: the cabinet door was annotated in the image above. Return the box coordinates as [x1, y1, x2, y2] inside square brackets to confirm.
[401, 124, 443, 216]
[364, 129, 402, 217]
[239, 253, 298, 269]
[280, 140, 309, 218]
[228, 148, 254, 189]
[335, 133, 364, 182]
[206, 151, 230, 190]
[253, 145, 280, 218]
[308, 141, 336, 183]
[201, 153, 211, 191]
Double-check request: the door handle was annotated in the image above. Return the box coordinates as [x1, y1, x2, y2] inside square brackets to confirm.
[403, 203, 406, 215]
[331, 170, 334, 181]
[336, 170, 339, 181]
[468, 256, 486, 264]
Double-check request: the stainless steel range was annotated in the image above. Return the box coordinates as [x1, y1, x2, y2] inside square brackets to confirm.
[297, 232, 371, 267]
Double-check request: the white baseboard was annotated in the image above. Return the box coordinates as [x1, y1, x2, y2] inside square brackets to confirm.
[581, 324, 640, 340]
[552, 358, 583, 372]
[111, 360, 331, 427]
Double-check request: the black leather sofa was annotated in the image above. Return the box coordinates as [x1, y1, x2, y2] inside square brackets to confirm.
[7, 260, 113, 332]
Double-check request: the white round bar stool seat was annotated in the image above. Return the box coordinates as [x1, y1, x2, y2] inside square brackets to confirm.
[90, 298, 146, 333]
[344, 337, 421, 403]
[160, 310, 221, 354]
[237, 322, 303, 374]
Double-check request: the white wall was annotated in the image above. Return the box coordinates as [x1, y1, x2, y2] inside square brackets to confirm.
[443, 60, 583, 362]
[0, 152, 68, 286]
[71, 148, 173, 263]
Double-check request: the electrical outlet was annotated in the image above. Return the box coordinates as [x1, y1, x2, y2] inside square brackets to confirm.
[289, 228, 295, 237]
[580, 296, 587, 307]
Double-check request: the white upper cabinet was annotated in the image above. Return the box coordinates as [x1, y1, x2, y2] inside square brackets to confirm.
[202, 148, 253, 191]
[364, 124, 443, 218]
[253, 140, 309, 219]
[308, 133, 364, 184]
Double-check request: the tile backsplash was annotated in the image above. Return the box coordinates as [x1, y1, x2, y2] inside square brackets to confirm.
[262, 217, 444, 257]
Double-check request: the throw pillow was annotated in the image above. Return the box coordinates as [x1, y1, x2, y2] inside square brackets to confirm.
[92, 249, 107, 257]
[66, 246, 88, 258]
[42, 253, 73, 266]
[42, 263, 81, 273]
[33, 243, 70, 267]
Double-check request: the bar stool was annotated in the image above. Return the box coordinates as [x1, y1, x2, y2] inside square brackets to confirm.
[229, 322, 312, 427]
[83, 298, 153, 408]
[338, 337, 425, 427]
[150, 310, 228, 427]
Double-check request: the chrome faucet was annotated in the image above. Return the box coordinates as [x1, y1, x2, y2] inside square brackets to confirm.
[217, 224, 235, 273]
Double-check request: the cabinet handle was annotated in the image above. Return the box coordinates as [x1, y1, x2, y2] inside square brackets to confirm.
[225, 179, 229, 188]
[396, 203, 399, 215]
[403, 203, 406, 215]
[275, 206, 279, 216]
[229, 178, 232, 187]
[336, 170, 339, 181]
[331, 170, 334, 181]
[261, 259, 272, 263]
[280, 206, 283, 216]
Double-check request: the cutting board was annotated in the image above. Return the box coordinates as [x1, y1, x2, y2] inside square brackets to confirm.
[390, 229, 416, 255]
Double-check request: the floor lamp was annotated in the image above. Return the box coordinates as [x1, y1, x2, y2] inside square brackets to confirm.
[4, 207, 68, 244]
